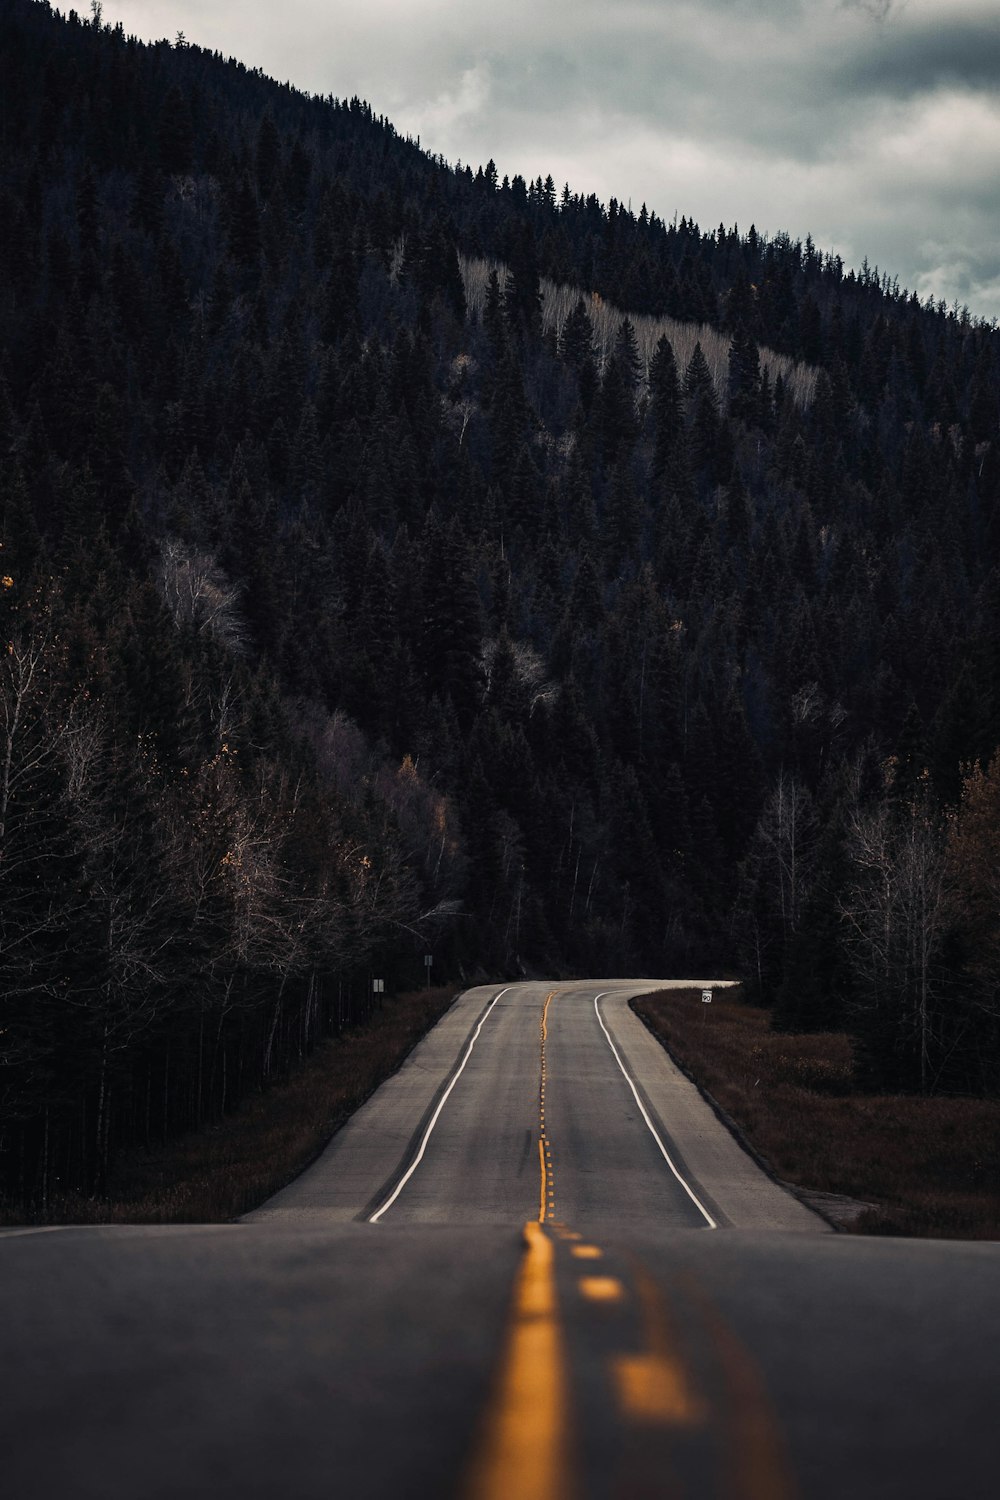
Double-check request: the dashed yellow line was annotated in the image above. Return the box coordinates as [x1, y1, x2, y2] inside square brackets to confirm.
[579, 1275, 626, 1304]
[614, 1352, 699, 1426]
[612, 1261, 705, 1427]
[538, 1139, 547, 1224]
[681, 1272, 798, 1500]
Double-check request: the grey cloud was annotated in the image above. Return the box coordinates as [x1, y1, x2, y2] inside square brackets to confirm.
[840, 0, 898, 20]
[834, 19, 1000, 99]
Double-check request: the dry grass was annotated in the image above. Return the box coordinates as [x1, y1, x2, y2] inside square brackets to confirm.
[632, 987, 1000, 1240]
[5, 987, 461, 1226]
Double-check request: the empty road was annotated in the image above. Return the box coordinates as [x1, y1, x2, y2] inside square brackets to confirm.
[3, 981, 998, 1499]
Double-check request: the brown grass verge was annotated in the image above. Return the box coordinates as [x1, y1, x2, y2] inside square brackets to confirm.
[5, 986, 461, 1227]
[632, 987, 1000, 1240]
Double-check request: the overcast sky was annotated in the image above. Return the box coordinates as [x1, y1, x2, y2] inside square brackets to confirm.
[105, 0, 1000, 321]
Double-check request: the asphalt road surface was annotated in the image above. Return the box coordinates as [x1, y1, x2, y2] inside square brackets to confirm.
[3, 981, 998, 1500]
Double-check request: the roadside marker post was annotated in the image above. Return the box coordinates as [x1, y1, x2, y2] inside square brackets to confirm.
[424, 954, 433, 989]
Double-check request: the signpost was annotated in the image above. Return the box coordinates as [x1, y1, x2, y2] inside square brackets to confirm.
[701, 989, 712, 1004]
[372, 979, 384, 995]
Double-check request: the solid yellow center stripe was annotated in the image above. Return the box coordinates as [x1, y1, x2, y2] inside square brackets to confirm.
[463, 1222, 572, 1500]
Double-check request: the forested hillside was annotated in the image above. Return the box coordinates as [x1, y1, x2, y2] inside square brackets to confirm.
[1, 0, 999, 1213]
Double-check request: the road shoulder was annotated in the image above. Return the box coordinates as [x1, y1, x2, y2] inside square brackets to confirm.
[243, 985, 502, 1225]
[599, 985, 828, 1233]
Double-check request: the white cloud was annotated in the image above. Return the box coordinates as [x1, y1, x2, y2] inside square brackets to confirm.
[413, 64, 493, 143]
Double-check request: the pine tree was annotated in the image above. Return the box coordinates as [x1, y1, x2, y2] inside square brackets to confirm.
[649, 335, 681, 476]
[227, 172, 261, 268]
[727, 324, 761, 424]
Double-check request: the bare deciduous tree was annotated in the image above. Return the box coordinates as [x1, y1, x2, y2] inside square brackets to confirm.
[839, 796, 951, 1091]
[734, 772, 817, 998]
[480, 635, 557, 716]
[157, 539, 247, 653]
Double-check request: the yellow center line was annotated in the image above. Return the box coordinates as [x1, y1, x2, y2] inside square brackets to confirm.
[570, 1245, 603, 1260]
[463, 1222, 574, 1500]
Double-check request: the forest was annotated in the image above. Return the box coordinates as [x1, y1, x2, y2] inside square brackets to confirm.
[1, 0, 998, 1215]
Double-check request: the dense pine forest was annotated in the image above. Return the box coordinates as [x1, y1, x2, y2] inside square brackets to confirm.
[1, 0, 999, 1214]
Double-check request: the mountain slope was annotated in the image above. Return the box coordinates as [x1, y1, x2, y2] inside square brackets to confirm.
[1, 0, 999, 1214]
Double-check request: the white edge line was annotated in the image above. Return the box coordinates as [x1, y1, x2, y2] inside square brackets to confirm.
[594, 992, 717, 1230]
[368, 987, 511, 1223]
[0, 1226, 71, 1239]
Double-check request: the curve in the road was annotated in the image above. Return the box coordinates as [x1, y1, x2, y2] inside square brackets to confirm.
[594, 991, 717, 1229]
[4, 981, 998, 1500]
[367, 985, 512, 1222]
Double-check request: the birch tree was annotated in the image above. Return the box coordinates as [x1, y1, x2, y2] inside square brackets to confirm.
[839, 795, 951, 1091]
[734, 771, 817, 1001]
